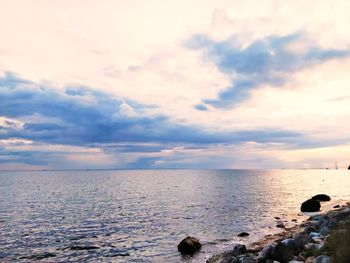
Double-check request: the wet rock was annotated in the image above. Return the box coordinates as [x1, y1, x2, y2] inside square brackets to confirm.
[293, 232, 313, 249]
[301, 199, 321, 212]
[238, 232, 249, 237]
[333, 205, 340, 208]
[271, 239, 297, 263]
[312, 255, 330, 263]
[311, 194, 331, 202]
[257, 242, 277, 263]
[274, 217, 281, 220]
[276, 223, 285, 228]
[292, 219, 297, 222]
[178, 236, 201, 255]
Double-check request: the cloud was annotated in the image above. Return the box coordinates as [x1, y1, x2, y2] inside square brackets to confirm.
[0, 72, 305, 168]
[188, 33, 350, 108]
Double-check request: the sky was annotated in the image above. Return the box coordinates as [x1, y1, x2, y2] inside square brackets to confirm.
[1, 0, 350, 170]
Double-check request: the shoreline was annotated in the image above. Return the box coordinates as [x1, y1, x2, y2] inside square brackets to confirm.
[206, 199, 350, 263]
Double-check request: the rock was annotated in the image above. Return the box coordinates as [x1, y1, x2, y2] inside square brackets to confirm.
[292, 219, 297, 222]
[288, 261, 304, 263]
[312, 255, 330, 263]
[270, 239, 297, 263]
[333, 205, 340, 208]
[258, 242, 277, 263]
[301, 199, 321, 212]
[238, 232, 249, 237]
[293, 232, 313, 248]
[304, 243, 323, 254]
[274, 217, 281, 220]
[206, 245, 247, 263]
[309, 232, 322, 239]
[232, 244, 247, 255]
[348, 165, 350, 170]
[177, 236, 202, 254]
[311, 194, 331, 202]
[276, 223, 285, 228]
[304, 226, 317, 234]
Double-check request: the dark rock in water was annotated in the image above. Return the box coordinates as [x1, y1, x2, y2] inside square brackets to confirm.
[237, 232, 249, 237]
[271, 239, 297, 263]
[333, 205, 340, 208]
[274, 216, 281, 220]
[177, 236, 202, 255]
[292, 219, 297, 222]
[276, 222, 285, 228]
[301, 199, 321, 212]
[311, 194, 331, 202]
[348, 165, 350, 170]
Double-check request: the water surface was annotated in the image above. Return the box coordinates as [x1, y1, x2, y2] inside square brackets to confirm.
[1, 169, 349, 262]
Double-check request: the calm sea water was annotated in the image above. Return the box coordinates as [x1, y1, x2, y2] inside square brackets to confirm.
[1, 169, 350, 262]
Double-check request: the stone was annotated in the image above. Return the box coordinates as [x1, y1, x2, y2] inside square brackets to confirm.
[232, 244, 247, 256]
[270, 239, 297, 263]
[206, 244, 247, 263]
[304, 243, 323, 254]
[258, 242, 277, 263]
[309, 232, 322, 238]
[178, 236, 202, 254]
[304, 226, 317, 234]
[238, 232, 249, 237]
[333, 205, 340, 208]
[293, 232, 313, 249]
[312, 255, 330, 263]
[276, 223, 285, 228]
[311, 194, 331, 202]
[301, 199, 321, 212]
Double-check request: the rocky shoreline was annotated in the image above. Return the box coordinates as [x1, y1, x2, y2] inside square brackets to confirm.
[204, 201, 350, 263]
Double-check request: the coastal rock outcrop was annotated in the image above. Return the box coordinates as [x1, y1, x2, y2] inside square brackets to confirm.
[311, 194, 331, 202]
[177, 236, 201, 254]
[301, 199, 321, 212]
[206, 244, 248, 263]
[270, 239, 298, 263]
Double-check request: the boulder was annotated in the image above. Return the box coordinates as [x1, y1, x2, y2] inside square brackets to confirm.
[293, 232, 313, 249]
[270, 239, 298, 263]
[178, 236, 201, 254]
[238, 232, 249, 237]
[257, 242, 277, 263]
[311, 194, 331, 202]
[301, 199, 321, 212]
[206, 244, 247, 263]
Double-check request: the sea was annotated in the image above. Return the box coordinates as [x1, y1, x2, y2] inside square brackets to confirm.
[1, 169, 350, 262]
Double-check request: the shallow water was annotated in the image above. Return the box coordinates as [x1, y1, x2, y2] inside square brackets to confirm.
[1, 169, 350, 262]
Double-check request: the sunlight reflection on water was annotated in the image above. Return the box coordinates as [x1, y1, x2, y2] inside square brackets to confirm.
[0, 169, 350, 262]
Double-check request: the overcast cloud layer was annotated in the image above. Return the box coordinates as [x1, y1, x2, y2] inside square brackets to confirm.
[1, 0, 350, 169]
